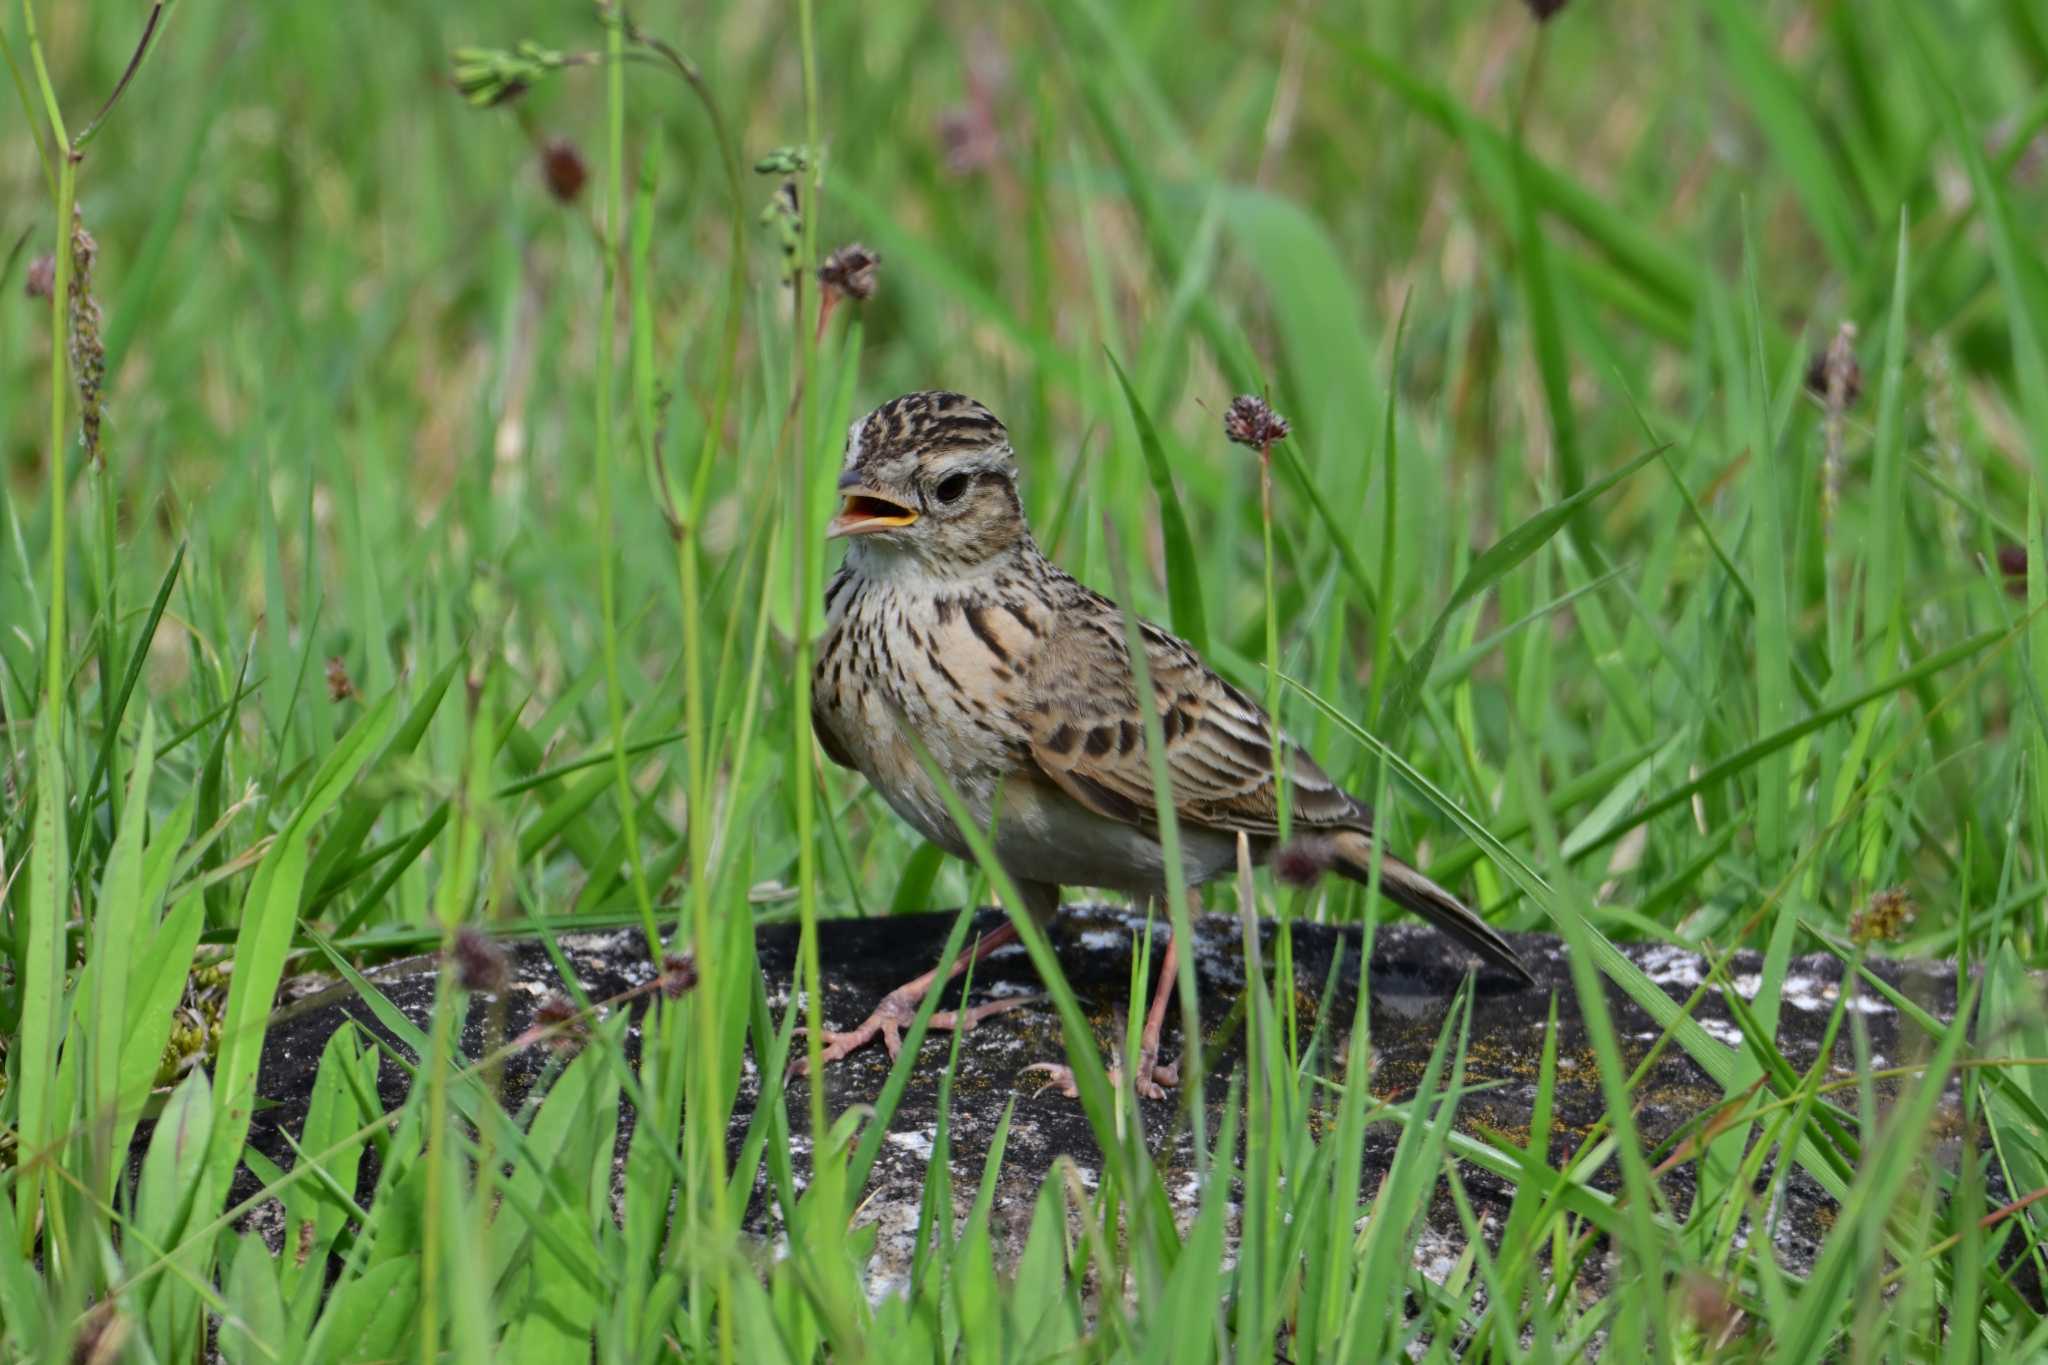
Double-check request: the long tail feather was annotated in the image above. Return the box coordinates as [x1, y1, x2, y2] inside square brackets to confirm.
[1328, 831, 1534, 984]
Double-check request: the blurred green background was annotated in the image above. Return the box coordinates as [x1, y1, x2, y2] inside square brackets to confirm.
[4, 0, 2046, 943]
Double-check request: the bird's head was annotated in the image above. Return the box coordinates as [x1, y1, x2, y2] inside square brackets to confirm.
[829, 390, 1028, 569]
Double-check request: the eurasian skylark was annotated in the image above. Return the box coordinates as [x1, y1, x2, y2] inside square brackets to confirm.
[810, 390, 1531, 1097]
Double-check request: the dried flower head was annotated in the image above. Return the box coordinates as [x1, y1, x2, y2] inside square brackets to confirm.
[71, 1300, 128, 1365]
[1804, 322, 1863, 409]
[24, 253, 55, 301]
[1523, 0, 1571, 20]
[937, 105, 999, 176]
[532, 994, 589, 1055]
[452, 927, 510, 994]
[660, 952, 699, 999]
[325, 656, 355, 702]
[1223, 394, 1291, 453]
[936, 34, 1007, 175]
[1850, 887, 1916, 945]
[1677, 1270, 1742, 1344]
[1997, 542, 2028, 598]
[818, 243, 880, 302]
[1273, 836, 1335, 888]
[539, 137, 588, 203]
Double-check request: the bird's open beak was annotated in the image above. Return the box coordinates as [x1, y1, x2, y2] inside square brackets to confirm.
[828, 487, 919, 538]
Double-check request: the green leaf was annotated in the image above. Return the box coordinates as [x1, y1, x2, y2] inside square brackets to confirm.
[496, 1032, 619, 1356]
[220, 1233, 288, 1365]
[0, 1198, 52, 1357]
[136, 1068, 215, 1350]
[14, 708, 68, 1253]
[1007, 1176, 1082, 1355]
[1154, 1084, 1237, 1361]
[302, 650, 464, 907]
[85, 708, 155, 1195]
[280, 1022, 377, 1319]
[70, 539, 182, 868]
[308, 1257, 421, 1365]
[117, 887, 206, 1151]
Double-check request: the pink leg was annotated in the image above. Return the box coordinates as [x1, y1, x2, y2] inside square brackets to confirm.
[1027, 922, 1184, 1102]
[798, 922, 1032, 1071]
[1133, 932, 1181, 1097]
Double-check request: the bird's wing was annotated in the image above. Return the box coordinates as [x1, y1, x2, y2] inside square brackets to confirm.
[1020, 588, 1363, 836]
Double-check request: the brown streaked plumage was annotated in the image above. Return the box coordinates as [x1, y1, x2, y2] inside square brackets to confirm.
[808, 390, 1531, 1097]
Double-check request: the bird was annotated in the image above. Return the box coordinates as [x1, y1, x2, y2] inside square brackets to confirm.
[807, 390, 1531, 1098]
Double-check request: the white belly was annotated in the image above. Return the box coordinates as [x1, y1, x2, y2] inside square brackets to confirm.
[990, 774, 1242, 898]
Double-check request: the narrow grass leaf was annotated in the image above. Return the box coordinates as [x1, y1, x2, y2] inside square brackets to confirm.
[14, 709, 68, 1253]
[1108, 349, 1207, 654]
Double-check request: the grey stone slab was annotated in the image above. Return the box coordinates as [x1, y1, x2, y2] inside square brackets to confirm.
[233, 906, 1966, 1300]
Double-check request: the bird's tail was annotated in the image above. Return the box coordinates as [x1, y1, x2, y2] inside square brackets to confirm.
[1327, 830, 1534, 985]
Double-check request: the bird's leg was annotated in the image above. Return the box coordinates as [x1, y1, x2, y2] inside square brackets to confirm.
[1133, 930, 1181, 1096]
[1027, 906, 1185, 1102]
[798, 921, 1033, 1071]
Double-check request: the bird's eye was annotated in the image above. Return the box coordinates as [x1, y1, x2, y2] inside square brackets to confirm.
[933, 472, 972, 504]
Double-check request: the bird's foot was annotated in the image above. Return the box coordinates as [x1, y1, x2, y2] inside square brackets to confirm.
[795, 989, 1035, 1074]
[1024, 1048, 1180, 1102]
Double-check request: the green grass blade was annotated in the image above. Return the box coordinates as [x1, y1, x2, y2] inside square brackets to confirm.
[14, 708, 68, 1253]
[1107, 350, 1208, 655]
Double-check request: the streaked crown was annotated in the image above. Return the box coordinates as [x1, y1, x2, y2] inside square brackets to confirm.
[842, 390, 1014, 487]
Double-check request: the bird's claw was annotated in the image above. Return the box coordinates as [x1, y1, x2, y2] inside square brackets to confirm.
[1023, 1062, 1081, 1099]
[793, 990, 1036, 1077]
[1023, 1053, 1180, 1101]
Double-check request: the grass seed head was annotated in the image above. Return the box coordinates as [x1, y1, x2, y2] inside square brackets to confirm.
[758, 180, 803, 280]
[450, 40, 574, 107]
[325, 656, 355, 702]
[1223, 394, 1291, 454]
[818, 243, 880, 302]
[1805, 322, 1863, 409]
[533, 994, 589, 1055]
[453, 927, 511, 994]
[937, 105, 999, 175]
[660, 952, 699, 998]
[540, 136, 589, 203]
[752, 145, 811, 176]
[1997, 543, 2027, 598]
[67, 219, 106, 470]
[1851, 887, 1916, 945]
[24, 253, 55, 301]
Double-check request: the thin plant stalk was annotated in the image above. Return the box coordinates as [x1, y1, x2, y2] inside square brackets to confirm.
[792, 0, 827, 1145]
[595, 4, 658, 954]
[627, 23, 751, 1358]
[17, 0, 76, 1264]
[26, 1, 70, 713]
